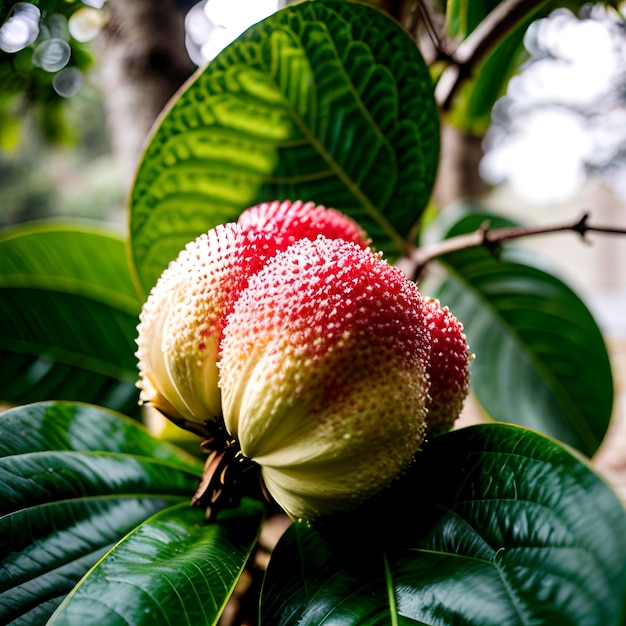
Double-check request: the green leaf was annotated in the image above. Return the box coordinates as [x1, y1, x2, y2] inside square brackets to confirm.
[422, 207, 613, 456]
[0, 221, 143, 415]
[48, 499, 265, 626]
[0, 402, 202, 626]
[448, 27, 530, 133]
[445, 0, 503, 38]
[261, 424, 626, 625]
[0, 401, 203, 469]
[443, 1, 622, 133]
[129, 0, 439, 294]
[444, 0, 545, 133]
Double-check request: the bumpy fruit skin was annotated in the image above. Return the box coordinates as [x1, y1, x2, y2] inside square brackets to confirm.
[136, 201, 472, 520]
[422, 297, 471, 436]
[219, 237, 430, 520]
[135, 223, 240, 425]
[135, 200, 368, 426]
[238, 199, 370, 247]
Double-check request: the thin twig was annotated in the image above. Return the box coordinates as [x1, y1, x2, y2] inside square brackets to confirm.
[434, 0, 550, 109]
[413, 1, 448, 63]
[409, 212, 626, 280]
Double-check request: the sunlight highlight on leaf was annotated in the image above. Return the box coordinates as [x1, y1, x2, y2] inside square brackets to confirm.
[130, 0, 439, 293]
[48, 500, 265, 626]
[0, 402, 202, 626]
[262, 424, 626, 625]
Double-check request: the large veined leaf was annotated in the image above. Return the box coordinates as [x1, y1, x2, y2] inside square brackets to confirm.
[261, 423, 626, 625]
[129, 0, 439, 294]
[0, 402, 203, 626]
[48, 499, 265, 626]
[422, 207, 613, 456]
[0, 221, 143, 416]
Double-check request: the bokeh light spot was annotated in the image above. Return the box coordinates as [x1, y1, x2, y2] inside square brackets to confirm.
[0, 2, 41, 53]
[32, 38, 71, 72]
[185, 0, 278, 64]
[69, 7, 106, 42]
[481, 6, 626, 204]
[81, 0, 107, 8]
[52, 66, 83, 97]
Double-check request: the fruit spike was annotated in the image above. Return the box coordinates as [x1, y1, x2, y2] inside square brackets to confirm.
[135, 200, 369, 428]
[422, 297, 471, 436]
[219, 236, 431, 520]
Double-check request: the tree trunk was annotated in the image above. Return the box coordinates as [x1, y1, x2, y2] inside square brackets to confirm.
[96, 0, 197, 189]
[434, 124, 488, 209]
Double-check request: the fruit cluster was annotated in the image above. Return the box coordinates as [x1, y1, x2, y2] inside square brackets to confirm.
[135, 200, 470, 520]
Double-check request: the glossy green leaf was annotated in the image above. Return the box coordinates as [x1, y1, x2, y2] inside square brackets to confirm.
[261, 423, 626, 625]
[0, 402, 203, 626]
[422, 207, 612, 456]
[0, 221, 143, 416]
[48, 499, 265, 626]
[129, 0, 439, 293]
[0, 401, 203, 469]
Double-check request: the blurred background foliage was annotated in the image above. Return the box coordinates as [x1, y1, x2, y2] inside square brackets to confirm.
[0, 90, 123, 227]
[1, 0, 625, 226]
[0, 0, 101, 146]
[0, 0, 124, 227]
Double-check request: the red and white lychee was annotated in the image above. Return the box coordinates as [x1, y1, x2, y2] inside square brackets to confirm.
[135, 201, 471, 520]
[135, 200, 369, 427]
[219, 236, 430, 519]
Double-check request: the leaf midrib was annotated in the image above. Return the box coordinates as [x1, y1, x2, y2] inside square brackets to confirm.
[1, 338, 138, 381]
[0, 494, 193, 526]
[383, 551, 399, 626]
[263, 19, 406, 253]
[0, 278, 141, 316]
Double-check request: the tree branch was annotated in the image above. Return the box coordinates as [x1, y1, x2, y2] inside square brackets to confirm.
[411, 1, 449, 64]
[434, 0, 550, 110]
[408, 212, 626, 281]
